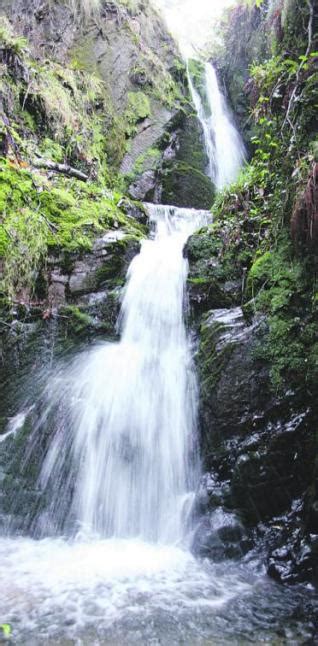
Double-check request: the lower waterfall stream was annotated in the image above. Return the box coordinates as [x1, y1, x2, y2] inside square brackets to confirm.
[0, 205, 317, 644]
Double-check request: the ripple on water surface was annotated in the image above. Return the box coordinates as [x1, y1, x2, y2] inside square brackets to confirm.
[0, 537, 317, 645]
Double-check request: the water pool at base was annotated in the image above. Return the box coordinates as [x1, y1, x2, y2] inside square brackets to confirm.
[1, 536, 316, 645]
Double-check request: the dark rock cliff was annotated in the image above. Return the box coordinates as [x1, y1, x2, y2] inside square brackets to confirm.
[187, 0, 318, 584]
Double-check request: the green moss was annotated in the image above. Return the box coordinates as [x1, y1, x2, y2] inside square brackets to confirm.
[0, 160, 145, 300]
[20, 110, 37, 132]
[161, 112, 215, 209]
[123, 91, 151, 138]
[127, 91, 151, 120]
[244, 238, 317, 391]
[39, 138, 64, 163]
[133, 147, 161, 175]
[0, 16, 28, 55]
[70, 35, 99, 74]
[0, 31, 128, 179]
[59, 305, 94, 335]
[198, 316, 237, 395]
[187, 59, 209, 113]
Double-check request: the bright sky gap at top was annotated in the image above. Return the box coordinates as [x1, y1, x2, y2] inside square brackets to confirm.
[152, 0, 235, 56]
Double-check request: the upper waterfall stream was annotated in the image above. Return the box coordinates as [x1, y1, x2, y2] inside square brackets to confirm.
[187, 62, 246, 189]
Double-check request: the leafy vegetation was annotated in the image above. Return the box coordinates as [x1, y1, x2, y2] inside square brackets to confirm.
[195, 0, 318, 394]
[0, 10, 176, 306]
[0, 160, 145, 303]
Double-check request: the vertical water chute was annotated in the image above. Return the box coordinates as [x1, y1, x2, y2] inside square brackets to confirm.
[187, 61, 246, 189]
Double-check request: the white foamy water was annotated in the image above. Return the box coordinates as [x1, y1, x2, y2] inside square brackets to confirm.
[0, 205, 256, 644]
[1, 209, 316, 645]
[188, 62, 246, 189]
[0, 536, 255, 644]
[0, 409, 30, 443]
[31, 204, 209, 542]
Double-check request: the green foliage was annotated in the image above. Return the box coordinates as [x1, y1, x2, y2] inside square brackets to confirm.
[3, 208, 48, 300]
[39, 139, 64, 163]
[0, 623, 12, 639]
[124, 92, 151, 137]
[248, 241, 304, 312]
[245, 238, 317, 390]
[127, 92, 151, 121]
[197, 0, 318, 394]
[0, 27, 130, 180]
[187, 59, 205, 88]
[0, 164, 49, 300]
[0, 161, 145, 301]
[0, 16, 28, 54]
[59, 305, 94, 335]
[187, 59, 209, 114]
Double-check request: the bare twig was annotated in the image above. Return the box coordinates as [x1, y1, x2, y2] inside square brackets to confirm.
[32, 158, 89, 181]
[39, 213, 58, 232]
[21, 80, 34, 112]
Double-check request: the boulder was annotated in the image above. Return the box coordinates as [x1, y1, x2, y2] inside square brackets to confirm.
[196, 307, 272, 458]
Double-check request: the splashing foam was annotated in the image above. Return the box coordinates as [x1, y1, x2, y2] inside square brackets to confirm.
[0, 536, 253, 643]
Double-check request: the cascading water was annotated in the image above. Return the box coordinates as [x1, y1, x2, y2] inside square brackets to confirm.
[187, 61, 246, 189]
[33, 204, 206, 542]
[0, 76, 315, 646]
[0, 202, 265, 644]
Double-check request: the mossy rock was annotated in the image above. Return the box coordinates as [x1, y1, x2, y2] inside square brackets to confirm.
[160, 113, 215, 209]
[185, 228, 241, 319]
[187, 58, 210, 114]
[0, 160, 145, 301]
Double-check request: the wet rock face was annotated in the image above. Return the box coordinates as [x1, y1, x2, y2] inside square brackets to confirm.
[159, 113, 215, 209]
[196, 308, 273, 454]
[230, 412, 315, 522]
[192, 507, 250, 561]
[188, 237, 318, 581]
[0, 1, 212, 207]
[193, 400, 317, 580]
[48, 233, 140, 306]
[126, 109, 216, 208]
[262, 498, 318, 584]
[0, 232, 142, 428]
[0, 0, 182, 200]
[117, 198, 149, 226]
[128, 170, 157, 201]
[0, 0, 76, 61]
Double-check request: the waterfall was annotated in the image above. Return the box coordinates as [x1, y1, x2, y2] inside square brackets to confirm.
[30, 204, 209, 542]
[187, 61, 246, 189]
[0, 203, 257, 644]
[0, 107, 310, 646]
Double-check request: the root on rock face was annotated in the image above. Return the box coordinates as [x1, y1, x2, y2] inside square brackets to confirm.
[291, 163, 318, 252]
